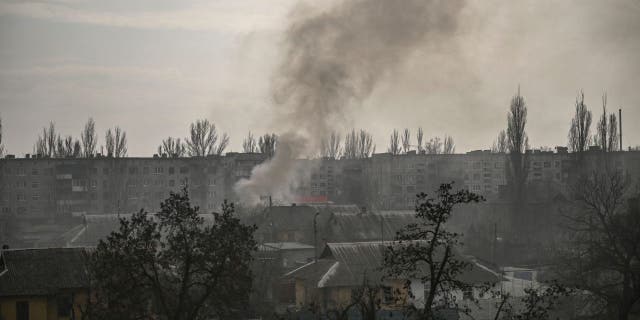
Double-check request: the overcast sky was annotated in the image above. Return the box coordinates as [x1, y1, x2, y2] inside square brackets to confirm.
[1, 0, 639, 156]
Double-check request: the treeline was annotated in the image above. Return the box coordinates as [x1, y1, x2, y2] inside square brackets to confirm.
[491, 89, 622, 154]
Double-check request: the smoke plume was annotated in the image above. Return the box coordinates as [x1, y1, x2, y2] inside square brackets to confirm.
[234, 0, 466, 204]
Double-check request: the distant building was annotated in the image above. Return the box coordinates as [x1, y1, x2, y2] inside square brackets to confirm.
[1, 150, 638, 220]
[0, 247, 91, 320]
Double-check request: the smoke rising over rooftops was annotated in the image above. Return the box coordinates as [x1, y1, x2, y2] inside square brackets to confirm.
[234, 0, 466, 204]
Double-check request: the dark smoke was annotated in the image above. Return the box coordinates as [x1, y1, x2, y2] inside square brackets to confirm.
[235, 0, 466, 204]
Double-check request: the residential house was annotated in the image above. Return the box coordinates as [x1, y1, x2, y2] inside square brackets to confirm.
[285, 241, 501, 315]
[0, 247, 90, 320]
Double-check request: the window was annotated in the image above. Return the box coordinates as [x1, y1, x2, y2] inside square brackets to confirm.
[180, 167, 189, 174]
[143, 167, 149, 174]
[17, 193, 25, 201]
[31, 193, 40, 201]
[543, 161, 550, 168]
[32, 181, 39, 189]
[154, 167, 164, 174]
[103, 167, 110, 175]
[169, 180, 175, 187]
[129, 167, 138, 174]
[57, 294, 72, 317]
[209, 178, 216, 186]
[91, 180, 97, 188]
[168, 167, 175, 174]
[16, 301, 29, 320]
[31, 168, 39, 175]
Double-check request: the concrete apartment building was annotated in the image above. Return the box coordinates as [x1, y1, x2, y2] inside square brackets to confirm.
[1, 149, 639, 220]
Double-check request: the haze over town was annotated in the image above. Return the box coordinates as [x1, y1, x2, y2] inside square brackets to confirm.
[1, 0, 639, 155]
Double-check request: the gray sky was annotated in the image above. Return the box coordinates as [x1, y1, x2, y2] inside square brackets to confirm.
[1, 0, 639, 156]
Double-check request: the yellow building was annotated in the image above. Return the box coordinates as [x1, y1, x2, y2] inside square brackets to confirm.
[0, 247, 91, 320]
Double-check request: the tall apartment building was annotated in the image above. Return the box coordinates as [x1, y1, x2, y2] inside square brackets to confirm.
[1, 149, 639, 219]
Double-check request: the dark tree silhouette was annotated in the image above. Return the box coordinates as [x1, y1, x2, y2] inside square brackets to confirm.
[568, 90, 592, 153]
[88, 189, 257, 320]
[258, 133, 277, 158]
[81, 117, 97, 158]
[186, 119, 229, 156]
[555, 168, 640, 320]
[388, 129, 401, 155]
[384, 183, 484, 319]
[105, 126, 127, 157]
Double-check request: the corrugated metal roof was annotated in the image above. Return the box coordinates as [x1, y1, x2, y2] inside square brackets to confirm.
[0, 247, 91, 297]
[286, 241, 501, 288]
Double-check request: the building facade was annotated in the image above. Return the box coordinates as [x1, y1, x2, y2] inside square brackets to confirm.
[1, 149, 639, 219]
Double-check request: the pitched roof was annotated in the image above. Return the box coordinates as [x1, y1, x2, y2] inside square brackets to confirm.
[0, 247, 91, 297]
[285, 241, 501, 288]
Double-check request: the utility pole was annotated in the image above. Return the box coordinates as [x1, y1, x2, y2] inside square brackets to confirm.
[313, 212, 320, 263]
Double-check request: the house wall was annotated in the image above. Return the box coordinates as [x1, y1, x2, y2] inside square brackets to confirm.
[0, 291, 88, 320]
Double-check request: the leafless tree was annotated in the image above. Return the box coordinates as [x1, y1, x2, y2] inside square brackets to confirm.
[608, 113, 619, 152]
[357, 129, 375, 158]
[81, 117, 97, 158]
[185, 119, 228, 156]
[158, 137, 185, 158]
[320, 131, 342, 159]
[424, 137, 442, 154]
[0, 115, 4, 157]
[401, 128, 411, 154]
[258, 133, 277, 158]
[443, 135, 455, 154]
[343, 129, 358, 159]
[556, 168, 640, 319]
[507, 87, 528, 155]
[105, 127, 127, 157]
[388, 129, 401, 155]
[215, 132, 229, 155]
[343, 129, 374, 159]
[593, 93, 619, 152]
[35, 122, 57, 157]
[416, 127, 424, 154]
[242, 131, 257, 153]
[568, 90, 592, 153]
[492, 130, 508, 153]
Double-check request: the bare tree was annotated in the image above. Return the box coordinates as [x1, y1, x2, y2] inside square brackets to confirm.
[343, 129, 357, 159]
[242, 131, 257, 153]
[443, 135, 455, 154]
[608, 113, 619, 152]
[81, 117, 97, 158]
[158, 137, 185, 158]
[105, 127, 127, 158]
[555, 168, 640, 319]
[258, 133, 277, 158]
[416, 127, 424, 154]
[0, 115, 4, 157]
[568, 90, 592, 153]
[215, 132, 229, 155]
[401, 128, 411, 154]
[185, 119, 228, 156]
[492, 130, 508, 153]
[320, 131, 342, 159]
[35, 122, 57, 157]
[388, 129, 401, 155]
[424, 137, 442, 154]
[357, 129, 375, 158]
[593, 93, 619, 152]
